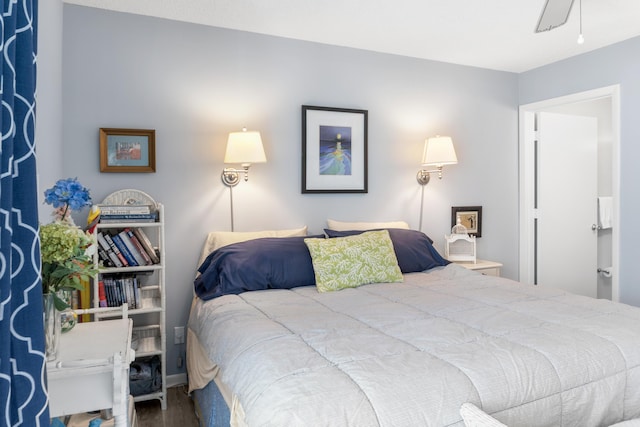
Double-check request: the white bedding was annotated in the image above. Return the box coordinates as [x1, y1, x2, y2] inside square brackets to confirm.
[187, 264, 640, 426]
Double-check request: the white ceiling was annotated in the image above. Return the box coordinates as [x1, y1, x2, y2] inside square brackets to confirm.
[63, 0, 640, 73]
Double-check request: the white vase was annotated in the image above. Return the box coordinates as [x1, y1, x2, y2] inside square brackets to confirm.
[43, 293, 61, 362]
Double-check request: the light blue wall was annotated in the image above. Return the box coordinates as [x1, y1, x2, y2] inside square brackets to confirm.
[35, 0, 63, 223]
[61, 5, 520, 376]
[519, 36, 640, 306]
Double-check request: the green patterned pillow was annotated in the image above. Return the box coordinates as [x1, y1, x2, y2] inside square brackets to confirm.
[304, 230, 403, 292]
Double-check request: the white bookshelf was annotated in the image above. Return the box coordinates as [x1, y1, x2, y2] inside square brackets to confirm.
[91, 190, 167, 410]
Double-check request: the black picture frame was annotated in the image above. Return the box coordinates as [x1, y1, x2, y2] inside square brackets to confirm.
[451, 206, 483, 237]
[302, 105, 368, 193]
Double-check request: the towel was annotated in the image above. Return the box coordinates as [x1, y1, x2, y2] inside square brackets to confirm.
[598, 196, 612, 229]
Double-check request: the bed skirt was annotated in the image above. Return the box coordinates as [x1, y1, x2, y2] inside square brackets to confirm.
[192, 379, 231, 427]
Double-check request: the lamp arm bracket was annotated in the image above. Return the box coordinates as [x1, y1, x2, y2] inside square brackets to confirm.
[221, 165, 251, 187]
[416, 166, 444, 185]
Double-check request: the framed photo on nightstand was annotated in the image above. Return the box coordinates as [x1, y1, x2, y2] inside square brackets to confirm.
[451, 206, 482, 237]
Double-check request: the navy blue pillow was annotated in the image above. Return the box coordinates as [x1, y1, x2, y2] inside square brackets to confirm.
[324, 228, 449, 273]
[194, 236, 323, 300]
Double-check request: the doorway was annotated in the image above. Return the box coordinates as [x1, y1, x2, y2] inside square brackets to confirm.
[518, 85, 620, 301]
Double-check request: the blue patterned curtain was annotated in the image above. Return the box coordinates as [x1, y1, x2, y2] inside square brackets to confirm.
[0, 1, 47, 426]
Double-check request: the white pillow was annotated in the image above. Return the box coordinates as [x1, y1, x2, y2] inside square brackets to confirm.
[198, 226, 308, 266]
[459, 403, 507, 427]
[326, 219, 410, 231]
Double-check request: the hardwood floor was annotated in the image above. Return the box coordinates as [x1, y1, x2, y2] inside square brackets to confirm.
[136, 385, 199, 427]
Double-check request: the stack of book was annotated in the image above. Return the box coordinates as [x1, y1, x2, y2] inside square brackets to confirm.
[99, 275, 142, 309]
[99, 204, 158, 223]
[96, 228, 160, 267]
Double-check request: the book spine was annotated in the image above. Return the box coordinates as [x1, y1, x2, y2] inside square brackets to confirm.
[111, 233, 138, 266]
[96, 232, 111, 252]
[71, 290, 79, 309]
[126, 277, 135, 309]
[98, 280, 107, 307]
[99, 213, 158, 221]
[103, 233, 129, 266]
[99, 205, 152, 215]
[99, 218, 157, 224]
[132, 228, 160, 264]
[104, 277, 114, 307]
[118, 231, 147, 266]
[125, 229, 153, 265]
[107, 277, 118, 307]
[111, 279, 121, 307]
[97, 246, 114, 267]
[133, 277, 141, 309]
[97, 232, 123, 267]
[79, 278, 91, 322]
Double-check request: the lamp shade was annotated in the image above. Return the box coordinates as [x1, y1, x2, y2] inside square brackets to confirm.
[224, 130, 267, 164]
[421, 136, 458, 166]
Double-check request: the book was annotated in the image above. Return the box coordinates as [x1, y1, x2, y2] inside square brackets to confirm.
[103, 277, 114, 307]
[98, 280, 107, 307]
[111, 233, 139, 266]
[132, 228, 160, 264]
[124, 228, 153, 265]
[79, 280, 91, 322]
[103, 233, 129, 267]
[133, 277, 141, 309]
[118, 230, 148, 266]
[99, 218, 158, 224]
[71, 290, 79, 309]
[114, 279, 124, 307]
[99, 213, 158, 223]
[99, 204, 152, 215]
[96, 232, 122, 268]
[123, 277, 132, 309]
[97, 246, 114, 267]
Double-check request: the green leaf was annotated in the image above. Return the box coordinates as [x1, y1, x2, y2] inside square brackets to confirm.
[53, 292, 69, 311]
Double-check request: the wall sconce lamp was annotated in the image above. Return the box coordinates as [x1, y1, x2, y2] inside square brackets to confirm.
[221, 128, 267, 231]
[221, 128, 267, 187]
[416, 135, 458, 186]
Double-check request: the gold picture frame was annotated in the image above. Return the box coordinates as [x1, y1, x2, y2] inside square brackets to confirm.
[99, 128, 156, 173]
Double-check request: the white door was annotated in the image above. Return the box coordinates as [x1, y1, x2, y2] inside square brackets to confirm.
[536, 112, 598, 297]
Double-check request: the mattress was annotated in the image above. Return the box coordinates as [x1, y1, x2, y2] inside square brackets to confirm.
[187, 264, 640, 426]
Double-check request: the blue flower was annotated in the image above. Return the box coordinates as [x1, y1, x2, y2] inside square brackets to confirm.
[44, 178, 92, 219]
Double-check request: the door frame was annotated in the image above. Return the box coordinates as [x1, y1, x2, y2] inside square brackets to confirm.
[518, 85, 621, 301]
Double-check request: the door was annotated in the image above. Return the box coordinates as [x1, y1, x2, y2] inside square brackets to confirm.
[536, 112, 598, 297]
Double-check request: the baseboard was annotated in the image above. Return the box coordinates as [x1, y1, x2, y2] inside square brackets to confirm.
[167, 373, 188, 388]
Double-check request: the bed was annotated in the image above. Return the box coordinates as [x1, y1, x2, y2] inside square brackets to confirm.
[187, 225, 640, 427]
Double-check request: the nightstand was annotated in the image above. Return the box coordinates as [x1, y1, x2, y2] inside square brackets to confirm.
[453, 259, 503, 277]
[47, 318, 135, 427]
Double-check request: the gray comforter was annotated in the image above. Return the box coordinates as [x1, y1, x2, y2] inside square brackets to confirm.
[188, 264, 640, 426]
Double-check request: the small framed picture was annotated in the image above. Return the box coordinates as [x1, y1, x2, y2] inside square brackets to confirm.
[451, 206, 483, 237]
[302, 105, 368, 193]
[99, 128, 156, 173]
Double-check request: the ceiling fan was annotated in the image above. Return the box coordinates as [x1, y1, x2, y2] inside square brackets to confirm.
[535, 0, 576, 32]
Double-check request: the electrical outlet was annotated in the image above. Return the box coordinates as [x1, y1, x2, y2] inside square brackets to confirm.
[174, 326, 185, 344]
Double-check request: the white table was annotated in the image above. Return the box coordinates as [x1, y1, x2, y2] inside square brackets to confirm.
[47, 318, 134, 427]
[452, 259, 503, 276]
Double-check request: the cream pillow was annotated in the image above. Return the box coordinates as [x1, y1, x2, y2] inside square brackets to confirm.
[326, 219, 410, 231]
[198, 226, 307, 266]
[304, 230, 403, 293]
